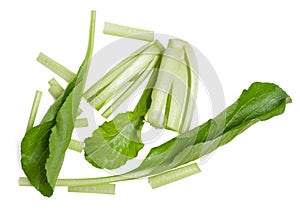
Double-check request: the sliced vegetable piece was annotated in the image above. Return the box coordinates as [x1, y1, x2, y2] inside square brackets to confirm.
[48, 78, 64, 99]
[180, 41, 199, 133]
[146, 47, 186, 130]
[83, 40, 160, 101]
[68, 184, 115, 195]
[85, 40, 163, 112]
[148, 163, 201, 189]
[68, 139, 84, 153]
[37, 52, 75, 83]
[26, 90, 42, 132]
[103, 22, 154, 41]
[74, 118, 88, 128]
[102, 54, 160, 118]
[146, 39, 198, 133]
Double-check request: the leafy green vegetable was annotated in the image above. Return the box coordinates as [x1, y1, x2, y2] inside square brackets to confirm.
[21, 82, 290, 188]
[84, 60, 161, 169]
[48, 78, 83, 116]
[69, 82, 291, 184]
[125, 82, 292, 178]
[20, 11, 96, 197]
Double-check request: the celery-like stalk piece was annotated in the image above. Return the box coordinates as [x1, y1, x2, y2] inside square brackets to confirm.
[86, 40, 163, 111]
[68, 139, 84, 153]
[74, 118, 88, 128]
[83, 40, 160, 101]
[37, 52, 75, 83]
[102, 55, 160, 118]
[103, 22, 154, 42]
[146, 39, 198, 133]
[26, 90, 42, 132]
[167, 39, 199, 132]
[68, 184, 115, 195]
[48, 78, 64, 99]
[146, 47, 185, 130]
[148, 163, 201, 189]
[180, 44, 199, 132]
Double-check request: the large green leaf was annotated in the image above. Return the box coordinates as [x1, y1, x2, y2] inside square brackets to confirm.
[122, 82, 292, 178]
[20, 11, 96, 197]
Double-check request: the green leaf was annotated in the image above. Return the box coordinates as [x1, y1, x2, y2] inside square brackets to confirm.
[20, 11, 96, 197]
[84, 112, 144, 169]
[123, 82, 292, 178]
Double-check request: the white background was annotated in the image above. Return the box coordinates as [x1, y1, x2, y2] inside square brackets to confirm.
[1, 0, 299, 209]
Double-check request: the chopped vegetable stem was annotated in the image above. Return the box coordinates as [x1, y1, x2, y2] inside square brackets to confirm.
[37, 52, 75, 83]
[103, 22, 154, 41]
[74, 118, 88, 128]
[179, 45, 199, 132]
[148, 163, 201, 189]
[83, 41, 156, 101]
[86, 41, 163, 111]
[26, 90, 42, 132]
[68, 184, 115, 195]
[48, 78, 64, 99]
[147, 47, 184, 129]
[68, 139, 84, 152]
[102, 55, 160, 118]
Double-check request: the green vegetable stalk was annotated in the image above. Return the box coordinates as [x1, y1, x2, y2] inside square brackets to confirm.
[146, 39, 199, 133]
[83, 40, 164, 116]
